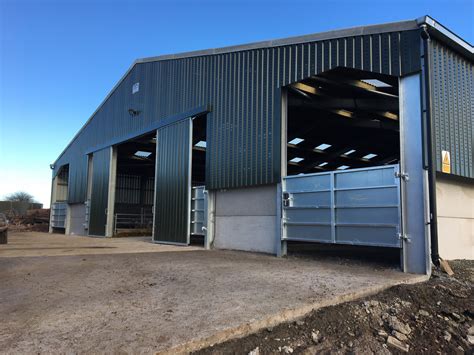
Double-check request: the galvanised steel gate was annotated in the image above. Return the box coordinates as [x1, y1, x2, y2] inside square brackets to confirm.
[282, 165, 402, 248]
[50, 202, 67, 228]
[190, 186, 206, 236]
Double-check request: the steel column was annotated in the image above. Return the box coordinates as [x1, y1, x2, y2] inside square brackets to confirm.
[399, 73, 431, 274]
[105, 146, 117, 237]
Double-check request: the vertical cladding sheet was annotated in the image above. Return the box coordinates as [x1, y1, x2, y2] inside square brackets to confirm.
[88, 147, 111, 236]
[153, 119, 191, 244]
[429, 40, 473, 178]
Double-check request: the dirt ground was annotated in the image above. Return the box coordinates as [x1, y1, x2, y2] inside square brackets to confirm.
[0, 232, 424, 354]
[196, 260, 474, 354]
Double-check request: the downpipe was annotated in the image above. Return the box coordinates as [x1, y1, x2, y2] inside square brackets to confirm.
[420, 26, 440, 267]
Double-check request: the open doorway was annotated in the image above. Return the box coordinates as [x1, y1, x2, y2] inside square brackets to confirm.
[283, 68, 402, 266]
[286, 68, 399, 175]
[190, 114, 207, 245]
[50, 164, 69, 233]
[113, 132, 156, 237]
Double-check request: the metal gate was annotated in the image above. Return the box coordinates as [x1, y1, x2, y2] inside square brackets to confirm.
[282, 165, 402, 248]
[84, 200, 90, 231]
[190, 186, 206, 236]
[50, 202, 67, 228]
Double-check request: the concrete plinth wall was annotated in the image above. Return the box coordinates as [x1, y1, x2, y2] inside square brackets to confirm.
[436, 176, 474, 260]
[67, 203, 87, 236]
[214, 185, 278, 254]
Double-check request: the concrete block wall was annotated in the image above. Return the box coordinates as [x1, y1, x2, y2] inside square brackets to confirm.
[436, 176, 474, 260]
[213, 184, 278, 254]
[66, 203, 87, 236]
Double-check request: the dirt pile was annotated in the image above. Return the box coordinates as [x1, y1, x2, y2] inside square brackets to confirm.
[196, 260, 473, 354]
[7, 209, 50, 232]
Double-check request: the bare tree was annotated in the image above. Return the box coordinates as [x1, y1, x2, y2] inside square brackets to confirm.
[4, 191, 37, 203]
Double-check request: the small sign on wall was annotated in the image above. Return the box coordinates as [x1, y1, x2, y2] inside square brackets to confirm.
[132, 82, 140, 94]
[441, 150, 451, 174]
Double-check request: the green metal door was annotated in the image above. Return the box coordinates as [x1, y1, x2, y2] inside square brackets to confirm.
[153, 119, 192, 244]
[88, 147, 111, 236]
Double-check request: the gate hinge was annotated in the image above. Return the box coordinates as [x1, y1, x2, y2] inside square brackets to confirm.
[398, 233, 411, 242]
[395, 171, 409, 181]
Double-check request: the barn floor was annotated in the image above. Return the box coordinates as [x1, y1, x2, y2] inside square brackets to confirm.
[0, 232, 427, 353]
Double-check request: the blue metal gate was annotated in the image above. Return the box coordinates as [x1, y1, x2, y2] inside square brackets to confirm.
[282, 165, 402, 248]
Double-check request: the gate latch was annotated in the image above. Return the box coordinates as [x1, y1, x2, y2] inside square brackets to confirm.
[398, 233, 411, 242]
[282, 192, 290, 207]
[395, 171, 409, 181]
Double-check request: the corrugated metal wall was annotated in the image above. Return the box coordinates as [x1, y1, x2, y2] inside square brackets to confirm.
[88, 147, 111, 236]
[429, 40, 473, 179]
[67, 156, 88, 204]
[153, 119, 191, 244]
[54, 29, 422, 203]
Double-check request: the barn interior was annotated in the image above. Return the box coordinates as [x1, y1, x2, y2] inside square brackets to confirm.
[286, 67, 400, 175]
[113, 132, 156, 236]
[192, 114, 207, 187]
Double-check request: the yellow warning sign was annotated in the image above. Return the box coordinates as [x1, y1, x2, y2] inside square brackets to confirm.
[442, 150, 451, 174]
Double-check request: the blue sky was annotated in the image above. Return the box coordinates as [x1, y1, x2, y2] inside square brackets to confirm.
[0, 0, 472, 206]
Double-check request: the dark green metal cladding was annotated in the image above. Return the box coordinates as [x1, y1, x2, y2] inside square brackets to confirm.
[67, 156, 88, 204]
[429, 40, 473, 179]
[53, 28, 422, 199]
[153, 119, 191, 244]
[88, 147, 111, 236]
